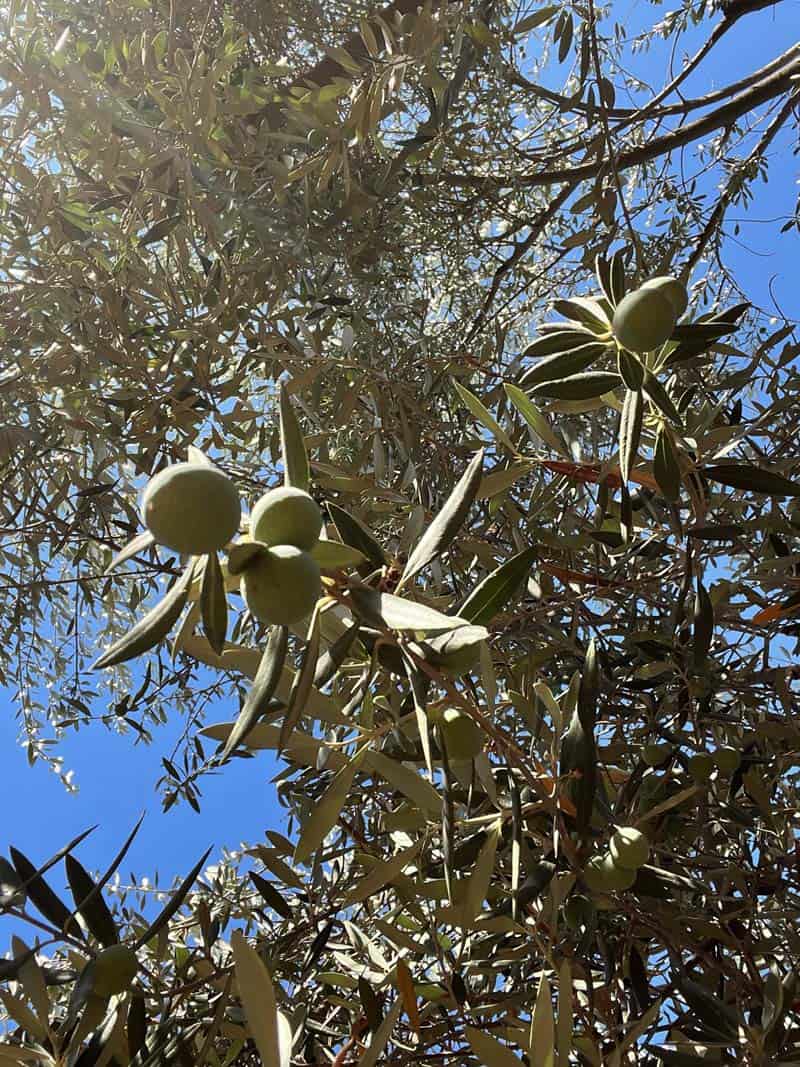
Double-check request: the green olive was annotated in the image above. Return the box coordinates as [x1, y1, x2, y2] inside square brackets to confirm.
[642, 742, 673, 767]
[563, 894, 594, 931]
[612, 288, 677, 352]
[250, 486, 323, 550]
[583, 853, 636, 893]
[609, 827, 650, 870]
[240, 545, 321, 625]
[142, 463, 241, 555]
[640, 275, 688, 318]
[90, 945, 139, 998]
[688, 752, 715, 782]
[439, 708, 484, 761]
[713, 746, 741, 775]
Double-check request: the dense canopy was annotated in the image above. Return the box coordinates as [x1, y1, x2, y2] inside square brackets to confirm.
[0, 0, 799, 1062]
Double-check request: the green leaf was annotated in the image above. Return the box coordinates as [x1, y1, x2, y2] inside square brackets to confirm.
[200, 551, 227, 656]
[311, 539, 367, 569]
[619, 388, 643, 484]
[453, 381, 514, 451]
[345, 842, 421, 904]
[462, 821, 500, 924]
[279, 605, 321, 754]
[354, 589, 481, 637]
[524, 328, 597, 357]
[327, 502, 386, 568]
[365, 750, 441, 815]
[294, 750, 366, 864]
[529, 372, 621, 401]
[552, 297, 610, 333]
[133, 847, 212, 950]
[230, 930, 284, 1067]
[466, 1026, 523, 1066]
[250, 871, 293, 920]
[704, 464, 800, 497]
[357, 997, 403, 1067]
[654, 425, 682, 501]
[93, 561, 195, 670]
[10, 847, 81, 938]
[530, 972, 555, 1067]
[222, 625, 288, 760]
[399, 449, 484, 586]
[314, 623, 359, 688]
[459, 546, 537, 625]
[514, 6, 558, 34]
[138, 214, 182, 246]
[65, 855, 119, 947]
[279, 383, 310, 492]
[557, 959, 573, 1065]
[104, 530, 155, 574]
[518, 341, 606, 387]
[503, 384, 566, 456]
[617, 347, 644, 391]
[693, 578, 714, 664]
[643, 370, 683, 427]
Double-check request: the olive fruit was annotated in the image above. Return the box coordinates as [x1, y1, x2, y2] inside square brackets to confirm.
[563, 894, 594, 931]
[609, 827, 650, 870]
[90, 945, 139, 997]
[439, 708, 483, 761]
[641, 275, 688, 318]
[642, 742, 673, 767]
[250, 486, 323, 551]
[142, 463, 240, 555]
[583, 853, 636, 893]
[421, 627, 485, 677]
[688, 751, 715, 782]
[713, 746, 741, 775]
[612, 288, 677, 353]
[240, 545, 321, 625]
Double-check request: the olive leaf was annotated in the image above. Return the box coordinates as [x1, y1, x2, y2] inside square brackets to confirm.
[349, 587, 472, 634]
[452, 381, 514, 451]
[365, 750, 441, 816]
[529, 371, 621, 401]
[132, 847, 212, 950]
[327, 502, 386, 569]
[294, 750, 367, 864]
[466, 1026, 523, 1066]
[279, 605, 321, 754]
[459, 546, 537, 625]
[617, 347, 644, 391]
[314, 623, 359, 688]
[104, 531, 155, 575]
[93, 561, 195, 670]
[227, 541, 269, 575]
[518, 341, 606, 388]
[693, 578, 714, 664]
[703, 464, 800, 497]
[222, 625, 288, 760]
[461, 821, 500, 925]
[65, 855, 119, 947]
[250, 871, 293, 920]
[643, 369, 683, 427]
[619, 388, 643, 484]
[530, 972, 555, 1067]
[310, 539, 366, 570]
[230, 930, 283, 1067]
[10, 847, 82, 939]
[523, 328, 598, 358]
[399, 448, 484, 587]
[654, 424, 682, 501]
[279, 383, 310, 492]
[200, 551, 227, 656]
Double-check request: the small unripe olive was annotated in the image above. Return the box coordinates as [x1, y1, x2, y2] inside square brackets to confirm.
[440, 708, 483, 761]
[688, 751, 715, 782]
[713, 746, 741, 775]
[609, 827, 650, 870]
[250, 486, 323, 550]
[142, 463, 240, 555]
[240, 545, 320, 625]
[563, 894, 593, 931]
[642, 742, 672, 767]
[641, 275, 688, 318]
[90, 945, 139, 997]
[612, 288, 677, 352]
[583, 853, 636, 893]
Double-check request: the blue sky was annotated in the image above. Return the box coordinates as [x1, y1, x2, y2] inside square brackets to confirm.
[1, 0, 797, 922]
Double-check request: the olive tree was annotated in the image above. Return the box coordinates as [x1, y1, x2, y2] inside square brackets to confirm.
[0, 0, 799, 1062]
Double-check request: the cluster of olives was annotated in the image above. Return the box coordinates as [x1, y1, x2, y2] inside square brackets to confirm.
[640, 741, 741, 780]
[241, 487, 323, 626]
[611, 275, 688, 353]
[141, 463, 323, 627]
[582, 827, 650, 893]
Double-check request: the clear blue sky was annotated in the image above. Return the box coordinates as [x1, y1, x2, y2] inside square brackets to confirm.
[1, 0, 797, 918]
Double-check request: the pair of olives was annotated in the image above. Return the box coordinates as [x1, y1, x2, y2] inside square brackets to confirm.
[583, 827, 650, 893]
[612, 275, 688, 353]
[688, 746, 741, 781]
[141, 464, 323, 626]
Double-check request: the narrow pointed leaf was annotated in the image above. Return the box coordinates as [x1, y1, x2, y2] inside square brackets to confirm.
[314, 623, 359, 688]
[462, 821, 500, 924]
[619, 388, 643, 483]
[327, 502, 386, 568]
[400, 449, 484, 586]
[222, 625, 288, 759]
[693, 578, 714, 663]
[230, 930, 282, 1066]
[357, 997, 403, 1067]
[294, 750, 366, 864]
[617, 347, 644, 391]
[503, 383, 567, 456]
[452, 382, 514, 451]
[200, 551, 227, 656]
[460, 546, 537, 625]
[519, 341, 605, 387]
[530, 972, 555, 1067]
[466, 1026, 523, 1066]
[133, 847, 212, 949]
[643, 370, 683, 427]
[104, 531, 155, 574]
[345, 842, 421, 904]
[529, 372, 620, 400]
[311, 539, 366, 570]
[65, 855, 119, 946]
[396, 959, 420, 1034]
[10, 847, 81, 938]
[704, 464, 800, 497]
[365, 750, 440, 814]
[250, 872, 293, 920]
[349, 587, 473, 634]
[93, 562, 194, 670]
[279, 606, 321, 754]
[279, 384, 310, 491]
[654, 425, 682, 501]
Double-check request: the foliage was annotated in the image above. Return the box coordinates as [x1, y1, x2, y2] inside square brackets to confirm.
[0, 0, 799, 1062]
